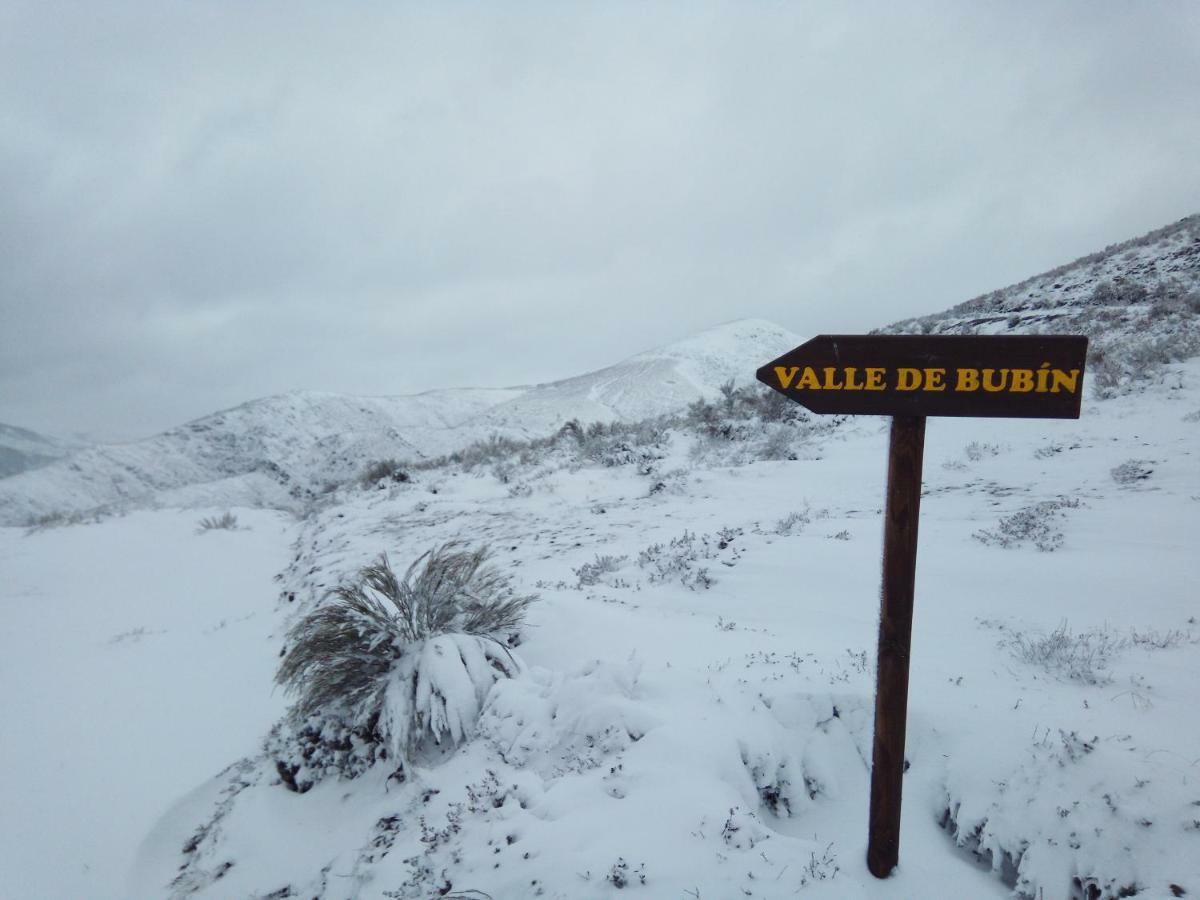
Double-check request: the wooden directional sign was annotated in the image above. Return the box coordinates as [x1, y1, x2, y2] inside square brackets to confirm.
[756, 332, 1088, 881]
[756, 334, 1088, 419]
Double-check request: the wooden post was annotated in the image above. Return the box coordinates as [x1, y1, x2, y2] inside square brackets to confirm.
[867, 414, 926, 878]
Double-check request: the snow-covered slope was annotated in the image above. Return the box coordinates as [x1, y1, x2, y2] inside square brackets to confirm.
[881, 213, 1200, 338]
[431, 318, 801, 446]
[0, 422, 84, 479]
[0, 320, 799, 526]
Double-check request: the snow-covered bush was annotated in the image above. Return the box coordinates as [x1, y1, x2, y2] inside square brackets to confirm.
[1003, 620, 1128, 685]
[196, 511, 238, 532]
[275, 544, 535, 777]
[573, 554, 628, 588]
[635, 528, 742, 590]
[1111, 459, 1153, 485]
[359, 458, 410, 488]
[972, 497, 1081, 552]
[964, 441, 1002, 462]
[774, 507, 811, 535]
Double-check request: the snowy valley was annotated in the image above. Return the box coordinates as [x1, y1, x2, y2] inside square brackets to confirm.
[2, 216, 1199, 900]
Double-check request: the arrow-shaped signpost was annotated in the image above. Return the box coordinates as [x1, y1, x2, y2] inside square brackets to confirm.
[755, 334, 1088, 878]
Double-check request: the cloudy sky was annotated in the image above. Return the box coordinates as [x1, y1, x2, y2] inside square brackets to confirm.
[2, 2, 1198, 441]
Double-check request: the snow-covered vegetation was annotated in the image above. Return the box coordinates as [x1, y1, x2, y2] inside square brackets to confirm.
[2, 217, 1199, 899]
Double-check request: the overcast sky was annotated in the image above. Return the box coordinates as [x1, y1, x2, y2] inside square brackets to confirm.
[2, 2, 1198, 441]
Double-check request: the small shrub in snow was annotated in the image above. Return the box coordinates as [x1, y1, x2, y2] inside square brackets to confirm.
[972, 497, 1081, 552]
[573, 554, 627, 588]
[772, 508, 820, 535]
[275, 544, 535, 770]
[506, 480, 533, 498]
[22, 508, 102, 532]
[360, 459, 410, 488]
[1111, 459, 1153, 485]
[964, 441, 1002, 462]
[1129, 627, 1191, 650]
[647, 466, 689, 496]
[1005, 620, 1128, 685]
[636, 528, 742, 590]
[798, 843, 840, 886]
[196, 511, 239, 532]
[606, 858, 647, 888]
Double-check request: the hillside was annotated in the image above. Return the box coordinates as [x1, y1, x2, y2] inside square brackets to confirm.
[0, 320, 799, 527]
[0, 422, 85, 478]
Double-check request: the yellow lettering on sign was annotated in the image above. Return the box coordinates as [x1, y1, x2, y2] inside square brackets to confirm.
[865, 367, 886, 390]
[924, 368, 946, 392]
[1035, 363, 1052, 393]
[896, 368, 921, 391]
[956, 368, 980, 391]
[1010, 369, 1034, 392]
[844, 367, 865, 390]
[796, 367, 821, 390]
[982, 369, 1009, 392]
[1050, 368, 1080, 394]
[774, 367, 800, 390]
[822, 367, 844, 390]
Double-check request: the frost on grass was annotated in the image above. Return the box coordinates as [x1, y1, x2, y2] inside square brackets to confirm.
[274, 544, 536, 784]
[973, 497, 1081, 551]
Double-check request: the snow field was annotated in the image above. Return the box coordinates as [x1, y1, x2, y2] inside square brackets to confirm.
[0, 508, 296, 899]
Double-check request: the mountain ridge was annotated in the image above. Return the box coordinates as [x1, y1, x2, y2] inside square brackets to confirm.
[0, 318, 800, 525]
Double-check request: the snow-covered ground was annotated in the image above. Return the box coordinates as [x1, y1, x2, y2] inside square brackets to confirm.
[0, 508, 295, 899]
[3, 354, 1196, 899]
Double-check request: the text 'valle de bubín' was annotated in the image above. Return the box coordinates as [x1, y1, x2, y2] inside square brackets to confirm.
[770, 364, 1082, 395]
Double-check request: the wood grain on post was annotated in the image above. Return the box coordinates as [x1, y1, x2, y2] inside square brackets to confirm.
[867, 414, 926, 878]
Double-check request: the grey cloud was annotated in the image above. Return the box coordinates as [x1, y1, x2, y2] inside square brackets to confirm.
[2, 1, 1198, 439]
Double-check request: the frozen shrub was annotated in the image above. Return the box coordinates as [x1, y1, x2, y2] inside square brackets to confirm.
[196, 511, 239, 532]
[964, 441, 1001, 462]
[1005, 620, 1128, 685]
[23, 508, 99, 533]
[606, 858, 646, 888]
[973, 497, 1081, 551]
[506, 480, 533, 498]
[647, 467, 689, 497]
[636, 528, 742, 590]
[360, 459, 410, 488]
[1110, 459, 1152, 485]
[276, 544, 535, 771]
[774, 508, 811, 535]
[573, 554, 628, 588]
[1129, 627, 1190, 649]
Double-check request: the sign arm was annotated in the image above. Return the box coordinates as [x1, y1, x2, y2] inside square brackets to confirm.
[867, 414, 926, 878]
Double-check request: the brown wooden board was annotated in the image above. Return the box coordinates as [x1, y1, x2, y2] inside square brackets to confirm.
[756, 334, 1088, 418]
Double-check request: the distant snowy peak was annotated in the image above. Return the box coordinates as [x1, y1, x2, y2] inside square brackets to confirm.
[632, 318, 803, 389]
[0, 422, 83, 479]
[447, 319, 802, 442]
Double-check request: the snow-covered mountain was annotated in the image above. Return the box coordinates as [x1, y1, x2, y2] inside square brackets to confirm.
[0, 422, 84, 478]
[0, 319, 800, 526]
